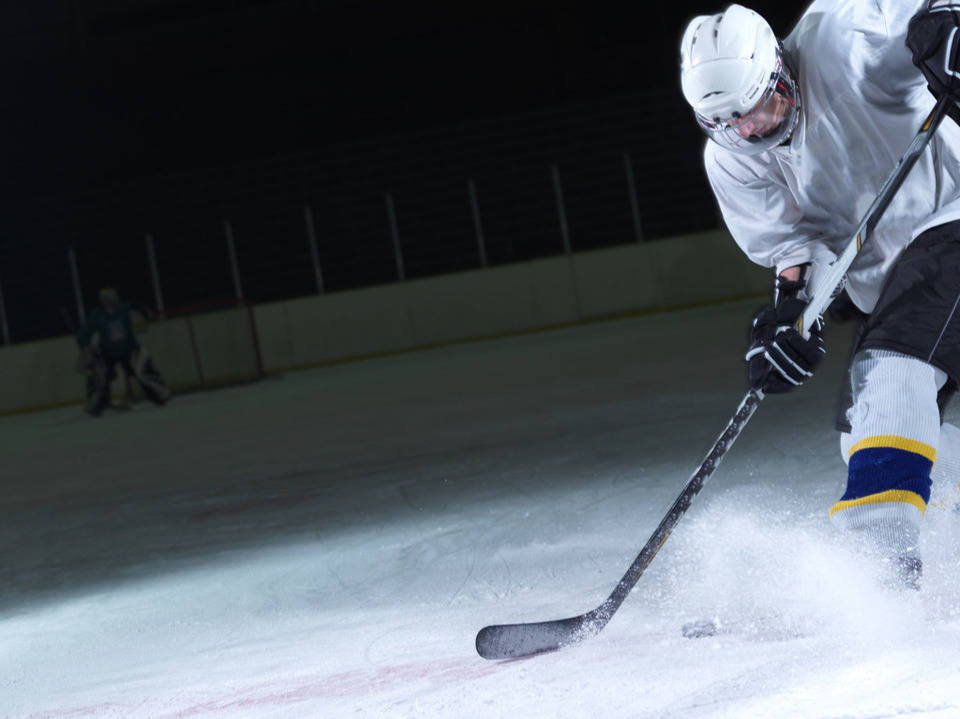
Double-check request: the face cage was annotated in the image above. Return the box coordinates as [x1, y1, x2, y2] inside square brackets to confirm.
[695, 57, 801, 156]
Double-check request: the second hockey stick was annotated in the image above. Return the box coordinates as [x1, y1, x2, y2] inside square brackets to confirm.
[476, 94, 952, 661]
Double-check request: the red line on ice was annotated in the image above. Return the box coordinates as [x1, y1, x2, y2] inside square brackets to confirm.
[163, 656, 498, 716]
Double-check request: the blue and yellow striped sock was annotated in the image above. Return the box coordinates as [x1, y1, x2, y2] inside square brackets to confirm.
[832, 350, 941, 559]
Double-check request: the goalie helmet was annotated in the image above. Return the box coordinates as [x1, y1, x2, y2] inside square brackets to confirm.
[680, 4, 801, 155]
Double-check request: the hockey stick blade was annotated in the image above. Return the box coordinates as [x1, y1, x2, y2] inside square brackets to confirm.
[477, 612, 600, 659]
[476, 613, 600, 660]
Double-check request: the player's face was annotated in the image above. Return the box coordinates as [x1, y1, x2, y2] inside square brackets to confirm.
[692, 51, 801, 156]
[733, 90, 792, 141]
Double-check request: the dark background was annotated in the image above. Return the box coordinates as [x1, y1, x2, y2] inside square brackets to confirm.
[0, 1, 807, 342]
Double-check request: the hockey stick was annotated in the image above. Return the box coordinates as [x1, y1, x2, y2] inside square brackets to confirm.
[475, 94, 952, 661]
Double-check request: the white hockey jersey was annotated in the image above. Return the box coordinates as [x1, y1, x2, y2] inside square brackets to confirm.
[706, 0, 960, 312]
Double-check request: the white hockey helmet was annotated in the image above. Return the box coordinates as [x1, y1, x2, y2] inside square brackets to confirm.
[680, 4, 801, 155]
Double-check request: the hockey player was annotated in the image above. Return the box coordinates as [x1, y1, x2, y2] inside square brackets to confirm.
[680, 2, 960, 588]
[76, 287, 170, 415]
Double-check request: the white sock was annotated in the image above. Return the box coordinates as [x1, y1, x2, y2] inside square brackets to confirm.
[931, 422, 960, 510]
[832, 350, 940, 560]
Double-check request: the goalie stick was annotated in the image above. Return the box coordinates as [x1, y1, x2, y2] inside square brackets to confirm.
[475, 94, 952, 661]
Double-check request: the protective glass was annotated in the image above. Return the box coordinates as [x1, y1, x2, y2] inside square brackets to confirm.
[695, 54, 801, 155]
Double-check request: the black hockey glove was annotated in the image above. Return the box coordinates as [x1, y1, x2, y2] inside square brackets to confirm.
[745, 271, 825, 394]
[907, 2, 960, 124]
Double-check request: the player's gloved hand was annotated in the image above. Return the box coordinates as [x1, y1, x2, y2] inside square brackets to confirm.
[907, 2, 960, 122]
[745, 271, 825, 394]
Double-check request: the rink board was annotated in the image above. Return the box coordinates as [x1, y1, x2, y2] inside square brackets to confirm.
[0, 230, 768, 414]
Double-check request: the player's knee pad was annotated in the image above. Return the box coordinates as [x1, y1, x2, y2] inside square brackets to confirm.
[831, 350, 941, 553]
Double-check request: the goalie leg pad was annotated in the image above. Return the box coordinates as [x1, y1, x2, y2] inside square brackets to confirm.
[132, 349, 171, 405]
[83, 352, 111, 417]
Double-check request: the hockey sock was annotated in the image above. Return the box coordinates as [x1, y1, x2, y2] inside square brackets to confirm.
[832, 350, 940, 561]
[930, 422, 960, 511]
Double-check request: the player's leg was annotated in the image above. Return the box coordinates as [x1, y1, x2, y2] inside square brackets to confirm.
[116, 353, 137, 408]
[832, 220, 960, 587]
[834, 350, 941, 588]
[83, 353, 108, 416]
[931, 421, 960, 512]
[84, 351, 115, 417]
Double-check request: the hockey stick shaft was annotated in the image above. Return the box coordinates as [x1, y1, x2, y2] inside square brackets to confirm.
[475, 389, 761, 660]
[476, 95, 952, 661]
[593, 388, 763, 613]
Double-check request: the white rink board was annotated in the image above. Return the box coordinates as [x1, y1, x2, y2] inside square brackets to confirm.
[253, 231, 770, 373]
[139, 316, 199, 388]
[2, 300, 959, 718]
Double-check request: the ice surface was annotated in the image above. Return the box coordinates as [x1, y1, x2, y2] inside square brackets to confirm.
[2, 299, 959, 718]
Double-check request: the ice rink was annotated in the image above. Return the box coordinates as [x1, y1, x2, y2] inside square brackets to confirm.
[3, 298, 960, 718]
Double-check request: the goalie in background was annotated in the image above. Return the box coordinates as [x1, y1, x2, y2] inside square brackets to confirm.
[75, 287, 171, 416]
